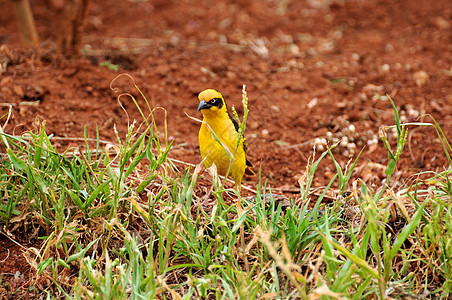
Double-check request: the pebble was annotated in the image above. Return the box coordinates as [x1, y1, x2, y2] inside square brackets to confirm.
[433, 16, 450, 29]
[289, 44, 300, 55]
[381, 64, 390, 72]
[226, 71, 236, 79]
[340, 140, 348, 148]
[13, 85, 24, 97]
[400, 114, 408, 123]
[413, 70, 429, 87]
[0, 77, 12, 86]
[271, 105, 280, 113]
[326, 131, 333, 140]
[249, 121, 259, 130]
[307, 97, 318, 109]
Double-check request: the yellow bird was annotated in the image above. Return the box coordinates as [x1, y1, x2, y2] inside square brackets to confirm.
[197, 89, 254, 190]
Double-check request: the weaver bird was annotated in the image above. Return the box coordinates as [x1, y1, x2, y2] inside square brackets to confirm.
[197, 89, 254, 190]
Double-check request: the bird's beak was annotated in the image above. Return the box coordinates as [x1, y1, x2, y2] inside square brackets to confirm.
[197, 99, 210, 112]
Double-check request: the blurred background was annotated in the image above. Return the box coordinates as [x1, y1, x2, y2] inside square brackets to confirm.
[0, 0, 451, 189]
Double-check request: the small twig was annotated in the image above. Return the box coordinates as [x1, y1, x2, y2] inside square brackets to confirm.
[279, 139, 315, 150]
[49, 136, 114, 145]
[0, 105, 12, 149]
[0, 231, 29, 251]
[79, 149, 101, 185]
[0, 101, 40, 107]
[0, 249, 10, 262]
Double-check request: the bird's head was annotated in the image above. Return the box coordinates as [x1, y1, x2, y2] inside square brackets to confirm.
[197, 89, 227, 116]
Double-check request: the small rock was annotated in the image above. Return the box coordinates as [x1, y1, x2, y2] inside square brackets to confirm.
[363, 84, 384, 94]
[24, 84, 46, 101]
[50, 0, 64, 9]
[326, 131, 333, 140]
[1, 87, 10, 95]
[249, 121, 259, 130]
[433, 16, 450, 29]
[13, 85, 24, 97]
[0, 76, 12, 86]
[430, 100, 443, 112]
[336, 101, 347, 108]
[340, 136, 348, 147]
[261, 129, 269, 138]
[270, 105, 280, 113]
[413, 70, 429, 87]
[367, 142, 379, 154]
[226, 71, 236, 79]
[400, 114, 408, 123]
[381, 64, 390, 72]
[307, 97, 318, 108]
[289, 43, 300, 55]
[351, 53, 360, 61]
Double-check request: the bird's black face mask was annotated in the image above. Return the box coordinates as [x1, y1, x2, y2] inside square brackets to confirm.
[197, 97, 223, 111]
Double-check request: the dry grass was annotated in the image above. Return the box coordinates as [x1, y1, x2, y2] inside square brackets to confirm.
[0, 80, 451, 299]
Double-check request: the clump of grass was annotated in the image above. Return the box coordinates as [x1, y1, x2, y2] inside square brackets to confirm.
[1, 81, 451, 299]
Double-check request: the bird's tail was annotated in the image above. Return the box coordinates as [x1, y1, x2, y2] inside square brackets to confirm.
[245, 159, 255, 175]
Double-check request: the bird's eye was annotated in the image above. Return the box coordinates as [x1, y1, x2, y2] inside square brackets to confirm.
[210, 99, 216, 104]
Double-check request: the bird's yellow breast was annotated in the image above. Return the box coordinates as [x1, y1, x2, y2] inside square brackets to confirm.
[198, 114, 247, 185]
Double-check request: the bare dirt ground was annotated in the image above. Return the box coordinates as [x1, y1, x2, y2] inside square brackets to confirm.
[0, 0, 451, 297]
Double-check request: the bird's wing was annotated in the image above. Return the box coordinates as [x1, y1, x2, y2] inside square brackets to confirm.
[228, 113, 248, 154]
[228, 113, 255, 175]
[228, 113, 240, 132]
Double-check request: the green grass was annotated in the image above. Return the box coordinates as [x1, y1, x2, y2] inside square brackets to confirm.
[0, 82, 451, 299]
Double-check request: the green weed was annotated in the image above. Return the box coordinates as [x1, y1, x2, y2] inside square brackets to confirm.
[0, 81, 450, 299]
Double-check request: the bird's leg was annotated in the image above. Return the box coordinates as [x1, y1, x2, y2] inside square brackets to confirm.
[235, 182, 241, 193]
